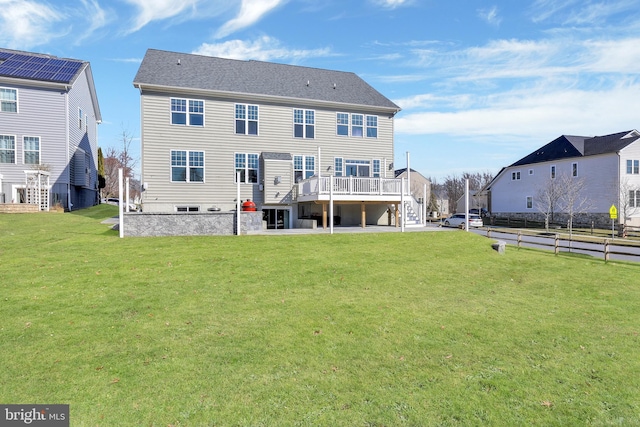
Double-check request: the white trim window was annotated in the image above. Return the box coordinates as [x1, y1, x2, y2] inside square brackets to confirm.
[0, 135, 16, 163]
[526, 196, 533, 209]
[336, 113, 349, 136]
[78, 108, 83, 129]
[171, 98, 204, 126]
[171, 150, 205, 182]
[366, 115, 378, 138]
[373, 159, 381, 177]
[334, 157, 343, 177]
[235, 104, 259, 135]
[572, 162, 578, 177]
[294, 155, 315, 182]
[23, 136, 40, 165]
[351, 114, 364, 137]
[0, 88, 17, 113]
[511, 171, 521, 181]
[626, 159, 639, 174]
[235, 153, 258, 183]
[294, 109, 315, 138]
[630, 190, 640, 208]
[550, 165, 556, 179]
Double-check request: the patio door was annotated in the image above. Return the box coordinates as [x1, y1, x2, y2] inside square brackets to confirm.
[345, 163, 370, 177]
[263, 208, 290, 229]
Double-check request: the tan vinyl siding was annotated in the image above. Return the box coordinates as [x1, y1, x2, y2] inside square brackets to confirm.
[140, 91, 395, 212]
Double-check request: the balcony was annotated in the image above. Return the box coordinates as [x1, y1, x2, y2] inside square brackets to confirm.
[295, 176, 406, 203]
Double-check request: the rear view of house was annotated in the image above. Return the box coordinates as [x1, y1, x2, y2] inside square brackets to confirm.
[0, 48, 101, 211]
[133, 48, 408, 229]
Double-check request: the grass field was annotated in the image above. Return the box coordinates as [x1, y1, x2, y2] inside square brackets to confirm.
[1, 205, 639, 426]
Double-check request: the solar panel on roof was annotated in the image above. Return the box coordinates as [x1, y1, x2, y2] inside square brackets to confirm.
[0, 51, 84, 83]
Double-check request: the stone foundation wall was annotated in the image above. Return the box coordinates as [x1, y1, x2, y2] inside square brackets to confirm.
[123, 211, 263, 237]
[491, 212, 614, 229]
[0, 204, 40, 213]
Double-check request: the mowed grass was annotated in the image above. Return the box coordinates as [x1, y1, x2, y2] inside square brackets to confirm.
[1, 206, 639, 426]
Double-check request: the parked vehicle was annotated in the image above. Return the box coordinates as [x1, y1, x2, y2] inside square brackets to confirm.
[469, 208, 489, 217]
[443, 213, 484, 228]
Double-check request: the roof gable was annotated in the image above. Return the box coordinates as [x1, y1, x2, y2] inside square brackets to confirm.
[133, 49, 400, 111]
[510, 135, 584, 167]
[510, 130, 640, 167]
[0, 48, 85, 84]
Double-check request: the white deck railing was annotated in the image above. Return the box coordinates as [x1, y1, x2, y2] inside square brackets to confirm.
[296, 176, 404, 198]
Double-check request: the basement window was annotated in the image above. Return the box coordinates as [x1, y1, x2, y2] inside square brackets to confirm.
[175, 206, 200, 212]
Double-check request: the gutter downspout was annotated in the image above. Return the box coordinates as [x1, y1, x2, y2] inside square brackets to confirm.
[65, 88, 71, 211]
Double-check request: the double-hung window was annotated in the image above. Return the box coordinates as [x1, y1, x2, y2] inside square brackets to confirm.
[334, 157, 343, 177]
[0, 88, 17, 113]
[235, 104, 258, 135]
[630, 190, 640, 208]
[78, 108, 83, 129]
[171, 150, 204, 182]
[294, 109, 314, 138]
[23, 136, 40, 164]
[0, 135, 15, 163]
[526, 196, 533, 209]
[550, 165, 556, 179]
[337, 113, 349, 136]
[235, 153, 258, 183]
[171, 98, 204, 126]
[373, 159, 381, 177]
[626, 160, 640, 174]
[294, 155, 315, 182]
[366, 115, 378, 138]
[351, 114, 363, 137]
[511, 171, 521, 180]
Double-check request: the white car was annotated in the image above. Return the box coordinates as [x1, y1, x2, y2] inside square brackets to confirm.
[443, 213, 484, 228]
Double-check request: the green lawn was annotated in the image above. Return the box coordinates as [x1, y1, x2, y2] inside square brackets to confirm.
[1, 206, 639, 426]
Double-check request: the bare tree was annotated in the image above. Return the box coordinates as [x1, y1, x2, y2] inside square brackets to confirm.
[535, 177, 563, 231]
[101, 127, 139, 201]
[558, 174, 593, 235]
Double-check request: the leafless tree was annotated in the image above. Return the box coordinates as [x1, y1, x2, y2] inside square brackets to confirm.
[101, 127, 139, 201]
[558, 174, 593, 235]
[535, 177, 563, 231]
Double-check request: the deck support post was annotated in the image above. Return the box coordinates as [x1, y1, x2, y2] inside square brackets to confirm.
[361, 203, 366, 228]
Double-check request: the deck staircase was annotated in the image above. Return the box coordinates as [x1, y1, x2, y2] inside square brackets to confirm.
[401, 201, 423, 227]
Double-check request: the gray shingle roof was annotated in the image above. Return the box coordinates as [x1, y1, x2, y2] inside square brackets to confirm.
[133, 49, 400, 111]
[510, 130, 640, 167]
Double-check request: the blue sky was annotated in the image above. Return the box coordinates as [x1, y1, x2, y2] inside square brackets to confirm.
[2, 0, 640, 181]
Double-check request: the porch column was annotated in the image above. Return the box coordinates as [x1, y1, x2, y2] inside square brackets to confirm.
[361, 203, 366, 228]
[395, 203, 399, 227]
[322, 203, 328, 229]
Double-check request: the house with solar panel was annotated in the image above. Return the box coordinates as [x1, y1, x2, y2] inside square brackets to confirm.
[0, 48, 101, 211]
[133, 48, 419, 230]
[484, 130, 640, 227]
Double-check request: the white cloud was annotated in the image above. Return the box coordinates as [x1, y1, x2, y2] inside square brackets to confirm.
[371, 0, 413, 9]
[122, 0, 200, 33]
[0, 0, 67, 49]
[193, 36, 332, 62]
[75, 0, 113, 43]
[215, 0, 287, 39]
[478, 5, 502, 27]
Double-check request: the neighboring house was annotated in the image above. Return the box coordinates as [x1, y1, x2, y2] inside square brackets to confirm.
[395, 167, 431, 220]
[0, 48, 101, 211]
[133, 49, 406, 229]
[484, 130, 640, 227]
[455, 190, 488, 214]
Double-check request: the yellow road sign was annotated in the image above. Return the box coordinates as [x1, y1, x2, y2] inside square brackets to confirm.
[609, 204, 618, 219]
